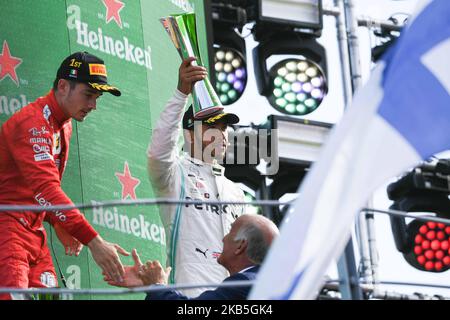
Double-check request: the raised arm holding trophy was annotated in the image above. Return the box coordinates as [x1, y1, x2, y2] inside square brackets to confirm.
[144, 12, 245, 297]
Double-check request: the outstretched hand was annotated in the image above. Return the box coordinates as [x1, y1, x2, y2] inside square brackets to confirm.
[103, 249, 144, 288]
[138, 260, 171, 286]
[103, 250, 171, 288]
[88, 235, 130, 284]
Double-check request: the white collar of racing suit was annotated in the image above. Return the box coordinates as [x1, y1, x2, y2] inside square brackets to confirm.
[183, 152, 225, 177]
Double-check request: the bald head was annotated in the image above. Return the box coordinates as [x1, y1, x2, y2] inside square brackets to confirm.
[233, 214, 279, 265]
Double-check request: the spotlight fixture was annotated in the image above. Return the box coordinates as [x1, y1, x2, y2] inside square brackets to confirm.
[268, 58, 327, 115]
[387, 159, 450, 272]
[407, 220, 450, 272]
[253, 32, 328, 115]
[214, 47, 247, 105]
[210, 3, 249, 106]
[259, 0, 323, 34]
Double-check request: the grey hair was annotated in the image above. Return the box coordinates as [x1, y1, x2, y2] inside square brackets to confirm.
[234, 223, 269, 264]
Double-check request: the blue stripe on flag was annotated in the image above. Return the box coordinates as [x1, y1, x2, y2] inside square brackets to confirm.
[272, 266, 307, 300]
[378, 0, 450, 158]
[384, 0, 450, 64]
[379, 62, 450, 158]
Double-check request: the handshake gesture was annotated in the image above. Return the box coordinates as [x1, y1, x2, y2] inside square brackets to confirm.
[103, 249, 172, 288]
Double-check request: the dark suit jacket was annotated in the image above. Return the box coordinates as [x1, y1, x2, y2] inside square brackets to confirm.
[145, 265, 259, 300]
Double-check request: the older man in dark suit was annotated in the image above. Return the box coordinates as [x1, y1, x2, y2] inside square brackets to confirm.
[105, 214, 279, 300]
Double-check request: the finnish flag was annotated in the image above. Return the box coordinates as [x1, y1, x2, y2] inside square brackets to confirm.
[250, 0, 450, 300]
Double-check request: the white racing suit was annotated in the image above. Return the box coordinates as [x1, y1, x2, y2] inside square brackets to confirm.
[147, 90, 245, 297]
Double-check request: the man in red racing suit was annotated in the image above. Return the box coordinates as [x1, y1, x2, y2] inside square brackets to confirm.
[0, 52, 129, 299]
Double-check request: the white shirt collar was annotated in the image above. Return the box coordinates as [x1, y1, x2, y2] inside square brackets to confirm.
[238, 266, 256, 274]
[184, 153, 225, 176]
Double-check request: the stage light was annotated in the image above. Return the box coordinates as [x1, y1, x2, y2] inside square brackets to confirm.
[266, 115, 331, 224]
[387, 159, 450, 272]
[269, 114, 331, 164]
[268, 58, 327, 115]
[253, 32, 328, 116]
[259, 0, 323, 33]
[210, 3, 248, 106]
[209, 0, 326, 111]
[214, 47, 247, 105]
[403, 220, 450, 272]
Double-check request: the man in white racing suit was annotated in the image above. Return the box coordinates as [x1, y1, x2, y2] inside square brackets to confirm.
[147, 57, 245, 297]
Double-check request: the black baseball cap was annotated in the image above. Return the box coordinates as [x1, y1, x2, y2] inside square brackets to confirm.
[182, 105, 239, 130]
[56, 51, 121, 96]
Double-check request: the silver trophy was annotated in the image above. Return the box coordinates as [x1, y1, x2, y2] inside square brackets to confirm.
[160, 13, 223, 118]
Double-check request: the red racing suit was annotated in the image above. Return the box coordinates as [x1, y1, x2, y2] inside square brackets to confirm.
[0, 90, 98, 298]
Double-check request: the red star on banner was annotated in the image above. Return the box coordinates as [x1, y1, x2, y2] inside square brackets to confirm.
[102, 0, 125, 28]
[0, 40, 22, 86]
[115, 161, 141, 200]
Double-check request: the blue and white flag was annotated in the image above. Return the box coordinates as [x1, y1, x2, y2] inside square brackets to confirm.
[250, 0, 450, 300]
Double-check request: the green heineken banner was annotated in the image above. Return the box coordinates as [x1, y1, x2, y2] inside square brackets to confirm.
[0, 0, 210, 300]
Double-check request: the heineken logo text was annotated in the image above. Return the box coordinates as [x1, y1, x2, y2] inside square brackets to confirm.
[66, 5, 152, 70]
